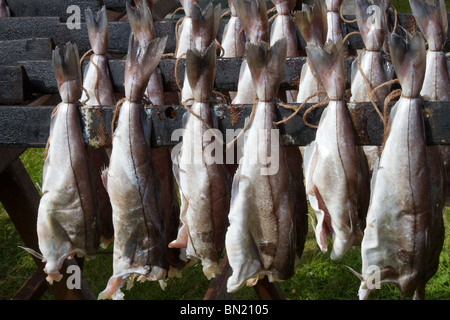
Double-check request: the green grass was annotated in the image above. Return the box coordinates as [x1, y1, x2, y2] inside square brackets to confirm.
[1, 148, 450, 300]
[392, 0, 450, 12]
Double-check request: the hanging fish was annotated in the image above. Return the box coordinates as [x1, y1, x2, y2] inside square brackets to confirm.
[294, 0, 328, 103]
[354, 31, 441, 300]
[80, 5, 116, 249]
[326, 0, 344, 42]
[170, 40, 231, 279]
[30, 43, 100, 284]
[176, 0, 199, 59]
[231, 0, 269, 104]
[304, 38, 370, 260]
[410, 0, 450, 206]
[350, 0, 394, 174]
[225, 38, 296, 293]
[98, 25, 168, 299]
[127, 0, 187, 278]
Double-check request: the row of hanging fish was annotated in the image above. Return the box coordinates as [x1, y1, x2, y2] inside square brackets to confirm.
[27, 0, 449, 300]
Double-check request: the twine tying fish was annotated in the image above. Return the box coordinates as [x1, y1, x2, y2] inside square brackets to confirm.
[79, 48, 101, 105]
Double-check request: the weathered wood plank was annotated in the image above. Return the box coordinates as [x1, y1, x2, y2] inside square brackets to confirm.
[6, 0, 102, 21]
[11, 268, 48, 300]
[0, 65, 28, 104]
[0, 102, 448, 148]
[1, 13, 448, 55]
[0, 38, 53, 65]
[19, 55, 368, 94]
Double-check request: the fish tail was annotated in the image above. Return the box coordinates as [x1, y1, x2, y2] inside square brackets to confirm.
[185, 42, 216, 102]
[305, 39, 345, 99]
[85, 6, 109, 55]
[190, 2, 221, 52]
[388, 31, 426, 98]
[126, 0, 156, 45]
[355, 0, 386, 51]
[410, 0, 448, 51]
[232, 0, 269, 44]
[293, 0, 327, 47]
[124, 33, 167, 101]
[245, 38, 287, 102]
[52, 42, 82, 103]
[180, 0, 198, 17]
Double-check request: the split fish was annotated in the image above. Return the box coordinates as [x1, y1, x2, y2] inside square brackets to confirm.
[294, 0, 328, 103]
[225, 38, 296, 292]
[127, 0, 186, 277]
[355, 31, 442, 300]
[81, 5, 116, 249]
[33, 43, 100, 284]
[170, 41, 231, 279]
[410, 0, 450, 206]
[304, 38, 370, 260]
[350, 0, 394, 174]
[98, 31, 168, 299]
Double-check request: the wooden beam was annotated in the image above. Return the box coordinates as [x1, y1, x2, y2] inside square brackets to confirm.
[1, 13, 448, 56]
[0, 38, 53, 65]
[203, 255, 235, 300]
[6, 0, 103, 21]
[11, 268, 48, 300]
[0, 101, 449, 148]
[0, 65, 28, 104]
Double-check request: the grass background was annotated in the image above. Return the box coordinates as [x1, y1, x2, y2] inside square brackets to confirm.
[1, 0, 450, 300]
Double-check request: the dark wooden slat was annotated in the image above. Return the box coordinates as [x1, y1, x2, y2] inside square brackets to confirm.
[252, 277, 285, 300]
[0, 102, 449, 148]
[0, 65, 28, 104]
[11, 268, 48, 300]
[0, 38, 53, 65]
[203, 255, 235, 300]
[1, 13, 448, 56]
[0, 147, 26, 174]
[0, 156, 96, 300]
[6, 0, 102, 21]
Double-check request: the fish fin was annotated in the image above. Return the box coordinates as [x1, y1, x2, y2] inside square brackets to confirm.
[185, 42, 216, 102]
[293, 0, 327, 46]
[127, 0, 156, 45]
[124, 34, 167, 101]
[18, 246, 44, 261]
[52, 42, 82, 103]
[409, 0, 448, 51]
[305, 39, 345, 99]
[180, 0, 198, 17]
[345, 265, 365, 282]
[388, 31, 426, 97]
[85, 6, 109, 55]
[245, 38, 287, 102]
[191, 2, 221, 51]
[232, 0, 269, 44]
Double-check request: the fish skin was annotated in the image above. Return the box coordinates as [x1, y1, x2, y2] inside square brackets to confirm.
[98, 33, 168, 300]
[176, 0, 199, 58]
[325, 0, 344, 43]
[226, 39, 296, 292]
[37, 43, 100, 284]
[294, 0, 328, 103]
[171, 43, 231, 279]
[304, 39, 370, 260]
[357, 31, 437, 299]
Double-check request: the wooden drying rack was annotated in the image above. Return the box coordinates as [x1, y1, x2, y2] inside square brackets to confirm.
[1, 1, 449, 300]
